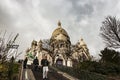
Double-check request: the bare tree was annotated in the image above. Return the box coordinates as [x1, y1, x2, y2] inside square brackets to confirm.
[0, 32, 19, 64]
[100, 16, 120, 48]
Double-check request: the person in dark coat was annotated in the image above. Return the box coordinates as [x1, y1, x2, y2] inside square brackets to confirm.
[33, 57, 39, 71]
[23, 57, 28, 69]
[41, 56, 49, 79]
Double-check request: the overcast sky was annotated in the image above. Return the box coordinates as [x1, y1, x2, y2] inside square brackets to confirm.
[0, 0, 120, 59]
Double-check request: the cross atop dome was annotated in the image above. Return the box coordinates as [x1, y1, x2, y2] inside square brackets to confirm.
[58, 21, 62, 28]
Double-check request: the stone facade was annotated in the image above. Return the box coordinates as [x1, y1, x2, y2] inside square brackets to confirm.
[26, 21, 91, 67]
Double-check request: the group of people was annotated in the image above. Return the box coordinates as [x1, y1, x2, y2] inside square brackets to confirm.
[23, 56, 49, 80]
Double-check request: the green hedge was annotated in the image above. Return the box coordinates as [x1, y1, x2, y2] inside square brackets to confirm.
[0, 62, 21, 80]
[77, 61, 120, 75]
[54, 61, 120, 80]
[55, 66, 106, 80]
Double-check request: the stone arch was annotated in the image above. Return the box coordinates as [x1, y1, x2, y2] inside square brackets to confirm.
[54, 54, 66, 66]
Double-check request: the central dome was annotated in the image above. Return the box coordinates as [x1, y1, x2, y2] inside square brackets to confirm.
[51, 21, 69, 39]
[52, 27, 68, 37]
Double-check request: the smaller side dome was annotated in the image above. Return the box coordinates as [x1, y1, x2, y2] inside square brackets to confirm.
[31, 40, 37, 47]
[79, 38, 86, 46]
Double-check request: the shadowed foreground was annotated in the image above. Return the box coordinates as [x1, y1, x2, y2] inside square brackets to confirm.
[28, 65, 69, 80]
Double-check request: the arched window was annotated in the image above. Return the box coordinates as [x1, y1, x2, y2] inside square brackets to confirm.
[56, 58, 63, 65]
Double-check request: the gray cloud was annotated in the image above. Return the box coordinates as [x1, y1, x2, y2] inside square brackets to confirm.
[0, 7, 12, 28]
[68, 0, 94, 21]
